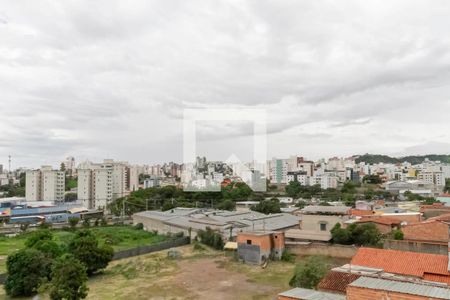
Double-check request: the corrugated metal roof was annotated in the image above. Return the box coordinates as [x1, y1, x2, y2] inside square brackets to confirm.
[350, 277, 450, 299]
[278, 288, 346, 300]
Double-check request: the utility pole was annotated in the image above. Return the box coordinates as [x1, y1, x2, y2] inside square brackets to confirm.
[8, 155, 11, 174]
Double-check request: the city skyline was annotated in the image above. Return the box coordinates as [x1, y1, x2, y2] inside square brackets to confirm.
[2, 1, 450, 167]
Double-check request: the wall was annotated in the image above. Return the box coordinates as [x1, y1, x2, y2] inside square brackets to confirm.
[347, 285, 442, 300]
[384, 239, 448, 255]
[112, 237, 190, 260]
[287, 243, 357, 258]
[300, 214, 345, 232]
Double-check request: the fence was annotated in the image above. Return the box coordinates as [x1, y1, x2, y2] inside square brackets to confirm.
[0, 237, 190, 284]
[286, 242, 358, 258]
[112, 236, 190, 260]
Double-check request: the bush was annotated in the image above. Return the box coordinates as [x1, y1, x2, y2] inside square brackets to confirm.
[193, 241, 206, 252]
[4, 249, 51, 297]
[289, 256, 328, 289]
[197, 227, 224, 250]
[393, 229, 404, 240]
[281, 250, 295, 263]
[82, 219, 90, 228]
[48, 254, 88, 300]
[69, 217, 80, 229]
[134, 223, 144, 230]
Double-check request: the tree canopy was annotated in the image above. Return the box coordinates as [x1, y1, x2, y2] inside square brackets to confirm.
[49, 254, 88, 300]
[289, 256, 328, 289]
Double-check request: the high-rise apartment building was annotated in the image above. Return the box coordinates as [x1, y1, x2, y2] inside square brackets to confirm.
[77, 159, 131, 209]
[25, 166, 65, 202]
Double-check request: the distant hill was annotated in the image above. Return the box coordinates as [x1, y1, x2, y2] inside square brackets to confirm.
[354, 154, 450, 164]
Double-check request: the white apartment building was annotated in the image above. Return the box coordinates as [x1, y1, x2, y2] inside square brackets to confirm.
[129, 165, 140, 192]
[77, 160, 130, 210]
[418, 171, 445, 186]
[25, 166, 65, 202]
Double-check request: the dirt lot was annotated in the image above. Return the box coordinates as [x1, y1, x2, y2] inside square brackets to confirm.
[0, 245, 349, 300]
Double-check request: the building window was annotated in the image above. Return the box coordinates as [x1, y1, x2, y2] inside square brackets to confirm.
[320, 223, 327, 231]
[246, 240, 252, 245]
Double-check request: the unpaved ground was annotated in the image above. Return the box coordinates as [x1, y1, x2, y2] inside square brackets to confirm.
[0, 245, 345, 300]
[174, 257, 279, 300]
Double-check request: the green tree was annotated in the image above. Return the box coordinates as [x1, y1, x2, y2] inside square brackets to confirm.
[251, 199, 281, 214]
[68, 230, 114, 275]
[286, 181, 302, 198]
[330, 223, 352, 245]
[289, 256, 328, 289]
[4, 249, 51, 297]
[362, 174, 382, 184]
[25, 229, 53, 248]
[49, 254, 88, 300]
[216, 199, 235, 211]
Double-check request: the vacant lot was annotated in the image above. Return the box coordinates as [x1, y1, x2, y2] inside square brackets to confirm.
[0, 225, 167, 272]
[1, 245, 349, 300]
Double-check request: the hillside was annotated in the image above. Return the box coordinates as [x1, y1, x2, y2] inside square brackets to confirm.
[355, 154, 450, 164]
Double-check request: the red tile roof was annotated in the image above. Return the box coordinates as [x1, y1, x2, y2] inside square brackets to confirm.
[357, 216, 401, 226]
[429, 213, 450, 222]
[351, 248, 450, 283]
[318, 271, 361, 294]
[349, 209, 374, 217]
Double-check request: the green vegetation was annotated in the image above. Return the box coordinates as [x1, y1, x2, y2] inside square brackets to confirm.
[289, 256, 329, 289]
[251, 198, 282, 214]
[4, 248, 51, 297]
[4, 227, 114, 298]
[48, 254, 89, 300]
[331, 223, 382, 247]
[68, 230, 114, 275]
[197, 227, 224, 250]
[0, 225, 168, 273]
[108, 183, 256, 216]
[392, 229, 404, 240]
[445, 179, 450, 193]
[362, 174, 382, 184]
[356, 153, 450, 164]
[66, 177, 78, 191]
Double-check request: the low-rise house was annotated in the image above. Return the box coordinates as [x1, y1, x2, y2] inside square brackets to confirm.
[421, 203, 450, 218]
[133, 207, 300, 240]
[284, 205, 350, 242]
[355, 216, 401, 234]
[351, 247, 450, 285]
[237, 231, 284, 264]
[402, 220, 449, 244]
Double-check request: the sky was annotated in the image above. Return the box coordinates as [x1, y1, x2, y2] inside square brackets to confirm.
[1, 0, 450, 169]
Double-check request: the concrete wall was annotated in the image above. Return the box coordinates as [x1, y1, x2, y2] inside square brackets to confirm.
[384, 239, 448, 255]
[287, 243, 357, 259]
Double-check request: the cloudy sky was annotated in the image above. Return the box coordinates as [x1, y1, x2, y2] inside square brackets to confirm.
[1, 0, 450, 168]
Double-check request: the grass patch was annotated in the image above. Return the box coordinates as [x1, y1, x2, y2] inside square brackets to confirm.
[0, 225, 168, 273]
